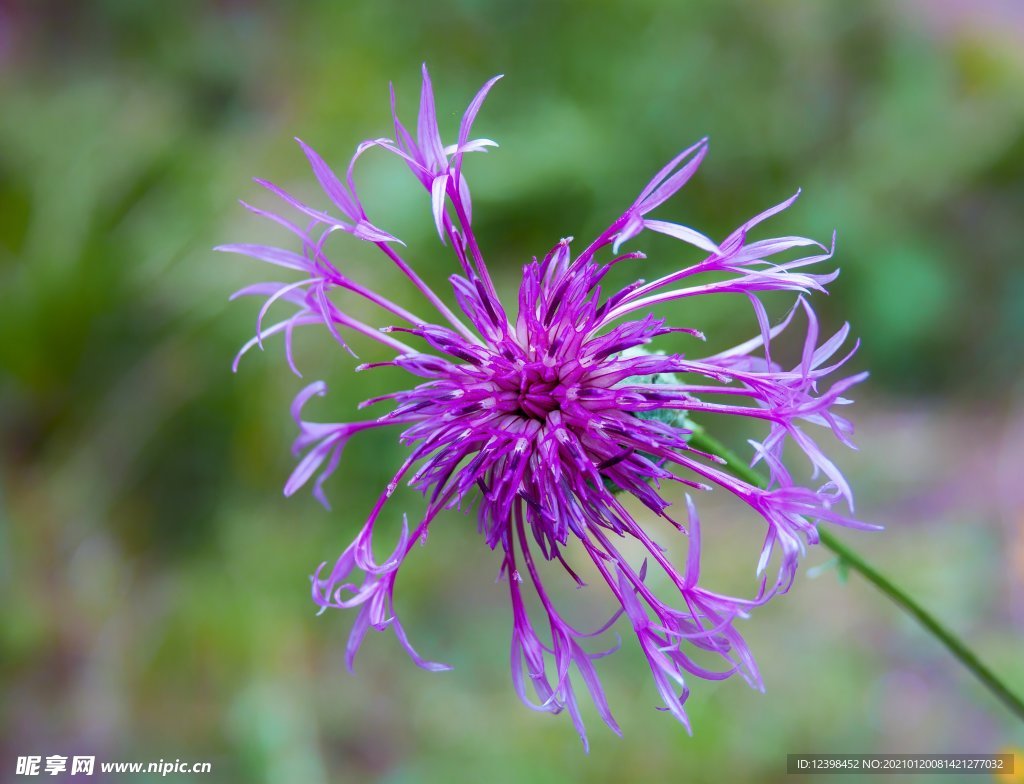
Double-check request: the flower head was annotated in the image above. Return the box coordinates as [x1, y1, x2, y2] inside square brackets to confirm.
[220, 66, 875, 746]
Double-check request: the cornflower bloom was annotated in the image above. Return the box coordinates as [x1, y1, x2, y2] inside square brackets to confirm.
[219, 66, 875, 746]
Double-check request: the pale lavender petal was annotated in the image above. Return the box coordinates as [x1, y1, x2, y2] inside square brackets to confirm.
[431, 173, 449, 242]
[417, 63, 447, 172]
[643, 219, 721, 254]
[295, 137, 360, 220]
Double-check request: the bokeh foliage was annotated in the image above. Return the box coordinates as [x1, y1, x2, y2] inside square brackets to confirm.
[2, 1, 1023, 782]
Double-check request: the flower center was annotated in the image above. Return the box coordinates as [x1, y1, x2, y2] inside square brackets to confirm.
[505, 360, 564, 421]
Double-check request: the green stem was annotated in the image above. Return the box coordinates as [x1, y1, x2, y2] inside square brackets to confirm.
[687, 426, 1024, 724]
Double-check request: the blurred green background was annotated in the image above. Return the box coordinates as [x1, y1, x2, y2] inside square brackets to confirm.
[2, 1, 1023, 782]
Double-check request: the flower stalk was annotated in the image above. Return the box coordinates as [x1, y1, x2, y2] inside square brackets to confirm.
[687, 426, 1024, 724]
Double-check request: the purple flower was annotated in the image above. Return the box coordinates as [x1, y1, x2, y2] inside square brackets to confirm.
[220, 66, 876, 746]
